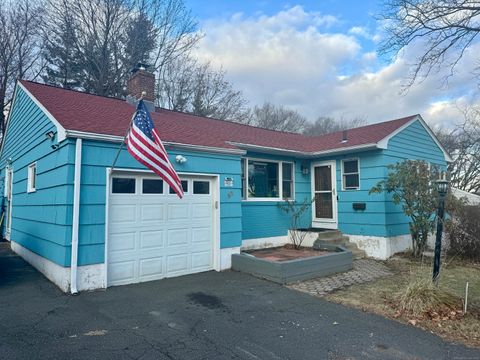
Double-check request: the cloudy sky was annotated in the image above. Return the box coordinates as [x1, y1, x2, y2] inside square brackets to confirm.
[184, 0, 479, 128]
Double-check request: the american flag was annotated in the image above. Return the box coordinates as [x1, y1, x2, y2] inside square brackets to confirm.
[126, 100, 184, 198]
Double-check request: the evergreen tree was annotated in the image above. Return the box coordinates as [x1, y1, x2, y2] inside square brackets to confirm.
[43, 13, 82, 89]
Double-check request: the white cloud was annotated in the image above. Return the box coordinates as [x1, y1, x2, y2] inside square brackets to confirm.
[195, 6, 480, 128]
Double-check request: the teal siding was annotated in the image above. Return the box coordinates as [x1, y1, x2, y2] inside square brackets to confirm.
[78, 140, 243, 265]
[382, 119, 447, 236]
[330, 120, 447, 237]
[0, 87, 75, 266]
[325, 150, 389, 237]
[241, 152, 312, 240]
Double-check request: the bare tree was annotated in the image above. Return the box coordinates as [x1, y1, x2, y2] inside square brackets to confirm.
[42, 0, 200, 98]
[303, 116, 367, 136]
[380, 0, 480, 88]
[158, 56, 251, 122]
[0, 0, 45, 139]
[434, 107, 480, 193]
[250, 102, 306, 132]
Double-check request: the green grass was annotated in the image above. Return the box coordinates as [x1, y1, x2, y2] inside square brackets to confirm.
[326, 257, 480, 347]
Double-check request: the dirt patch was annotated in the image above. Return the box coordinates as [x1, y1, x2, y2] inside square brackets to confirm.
[245, 246, 329, 262]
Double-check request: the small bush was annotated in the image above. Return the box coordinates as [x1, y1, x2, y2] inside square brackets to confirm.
[397, 278, 461, 318]
[445, 204, 480, 262]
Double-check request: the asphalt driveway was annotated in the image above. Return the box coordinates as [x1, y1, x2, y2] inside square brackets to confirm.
[0, 243, 479, 360]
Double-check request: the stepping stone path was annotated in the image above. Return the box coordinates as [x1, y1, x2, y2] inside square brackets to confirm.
[288, 259, 392, 296]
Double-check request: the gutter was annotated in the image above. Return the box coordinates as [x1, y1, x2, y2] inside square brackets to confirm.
[70, 138, 82, 294]
[64, 130, 246, 156]
[227, 141, 379, 158]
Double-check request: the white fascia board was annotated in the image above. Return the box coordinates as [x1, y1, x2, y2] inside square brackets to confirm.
[309, 143, 378, 157]
[227, 142, 309, 157]
[65, 130, 246, 155]
[229, 141, 378, 158]
[17, 82, 67, 142]
[377, 115, 453, 162]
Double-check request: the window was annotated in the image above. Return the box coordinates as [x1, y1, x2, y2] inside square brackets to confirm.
[112, 178, 136, 194]
[248, 160, 279, 198]
[193, 181, 210, 194]
[342, 159, 359, 190]
[142, 179, 163, 194]
[27, 163, 36, 193]
[169, 180, 188, 194]
[242, 159, 294, 200]
[282, 162, 293, 199]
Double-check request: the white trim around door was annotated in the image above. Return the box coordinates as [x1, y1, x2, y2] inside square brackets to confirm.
[311, 160, 338, 229]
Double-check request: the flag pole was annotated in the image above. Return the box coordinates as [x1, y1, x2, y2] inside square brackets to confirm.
[110, 92, 145, 172]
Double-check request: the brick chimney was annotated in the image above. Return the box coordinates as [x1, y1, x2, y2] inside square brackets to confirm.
[126, 63, 155, 109]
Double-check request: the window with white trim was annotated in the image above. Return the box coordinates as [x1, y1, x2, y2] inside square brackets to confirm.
[27, 163, 37, 193]
[242, 158, 294, 200]
[342, 159, 359, 190]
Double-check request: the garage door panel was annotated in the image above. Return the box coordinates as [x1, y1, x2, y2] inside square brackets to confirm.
[109, 260, 136, 284]
[140, 204, 165, 223]
[166, 254, 189, 273]
[110, 204, 137, 225]
[191, 251, 211, 270]
[167, 229, 189, 246]
[139, 257, 164, 278]
[192, 204, 211, 219]
[109, 232, 136, 252]
[140, 230, 164, 250]
[192, 227, 211, 243]
[168, 204, 189, 220]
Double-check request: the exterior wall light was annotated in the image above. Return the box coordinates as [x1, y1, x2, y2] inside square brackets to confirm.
[175, 155, 187, 164]
[45, 131, 55, 140]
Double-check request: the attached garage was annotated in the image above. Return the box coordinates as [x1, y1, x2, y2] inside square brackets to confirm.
[106, 171, 219, 287]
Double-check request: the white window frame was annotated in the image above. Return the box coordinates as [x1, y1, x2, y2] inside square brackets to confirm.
[242, 157, 295, 201]
[111, 175, 137, 195]
[341, 158, 360, 191]
[27, 162, 37, 193]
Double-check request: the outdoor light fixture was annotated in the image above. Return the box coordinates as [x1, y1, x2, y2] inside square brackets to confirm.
[433, 172, 450, 284]
[301, 164, 309, 175]
[436, 177, 449, 196]
[175, 155, 187, 164]
[45, 131, 55, 140]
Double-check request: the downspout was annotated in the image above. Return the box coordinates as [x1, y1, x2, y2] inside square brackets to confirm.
[70, 138, 82, 294]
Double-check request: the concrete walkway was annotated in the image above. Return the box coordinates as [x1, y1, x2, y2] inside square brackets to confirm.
[289, 259, 392, 296]
[0, 243, 479, 360]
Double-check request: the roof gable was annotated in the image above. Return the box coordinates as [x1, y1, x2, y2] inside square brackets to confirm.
[19, 80, 424, 156]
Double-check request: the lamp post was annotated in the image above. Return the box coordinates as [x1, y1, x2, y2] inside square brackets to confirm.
[432, 174, 450, 285]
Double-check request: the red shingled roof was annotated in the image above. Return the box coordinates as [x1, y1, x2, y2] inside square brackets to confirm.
[19, 80, 417, 153]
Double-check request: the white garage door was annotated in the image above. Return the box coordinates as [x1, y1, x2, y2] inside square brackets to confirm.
[107, 173, 215, 287]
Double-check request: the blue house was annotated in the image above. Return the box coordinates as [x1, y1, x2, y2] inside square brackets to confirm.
[0, 70, 451, 292]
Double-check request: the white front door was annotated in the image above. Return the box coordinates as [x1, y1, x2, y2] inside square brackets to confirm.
[107, 172, 216, 287]
[311, 161, 338, 229]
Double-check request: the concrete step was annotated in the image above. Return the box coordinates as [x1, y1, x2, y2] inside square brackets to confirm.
[316, 230, 344, 243]
[313, 232, 367, 259]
